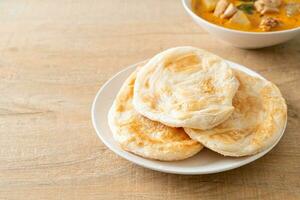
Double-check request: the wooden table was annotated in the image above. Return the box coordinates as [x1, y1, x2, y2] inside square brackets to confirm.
[0, 0, 299, 199]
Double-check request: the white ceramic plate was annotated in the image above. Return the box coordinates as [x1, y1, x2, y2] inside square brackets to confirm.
[91, 60, 287, 175]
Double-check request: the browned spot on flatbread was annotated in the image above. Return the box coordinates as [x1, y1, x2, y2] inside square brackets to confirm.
[142, 94, 159, 110]
[116, 104, 125, 112]
[144, 80, 150, 88]
[200, 77, 215, 94]
[164, 53, 200, 73]
[127, 115, 191, 144]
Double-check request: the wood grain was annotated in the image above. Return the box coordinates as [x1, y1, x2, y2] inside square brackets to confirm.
[0, 0, 299, 199]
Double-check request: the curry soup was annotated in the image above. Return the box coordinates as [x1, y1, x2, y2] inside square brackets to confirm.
[192, 0, 300, 32]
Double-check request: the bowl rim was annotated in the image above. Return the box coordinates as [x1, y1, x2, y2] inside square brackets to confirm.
[182, 0, 300, 35]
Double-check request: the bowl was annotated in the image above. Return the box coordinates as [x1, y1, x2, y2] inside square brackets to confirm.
[182, 0, 300, 49]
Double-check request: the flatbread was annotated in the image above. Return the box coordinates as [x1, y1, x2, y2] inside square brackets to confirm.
[108, 70, 203, 161]
[133, 46, 239, 129]
[184, 70, 287, 157]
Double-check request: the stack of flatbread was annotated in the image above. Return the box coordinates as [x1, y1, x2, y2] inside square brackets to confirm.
[108, 46, 287, 161]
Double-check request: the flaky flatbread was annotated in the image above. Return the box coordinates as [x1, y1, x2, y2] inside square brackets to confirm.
[108, 70, 203, 161]
[133, 46, 239, 129]
[184, 70, 287, 156]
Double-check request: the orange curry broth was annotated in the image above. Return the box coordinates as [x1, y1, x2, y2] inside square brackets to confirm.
[192, 0, 300, 32]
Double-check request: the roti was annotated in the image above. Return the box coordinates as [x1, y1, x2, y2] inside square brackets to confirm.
[184, 69, 287, 156]
[133, 46, 239, 129]
[108, 70, 203, 161]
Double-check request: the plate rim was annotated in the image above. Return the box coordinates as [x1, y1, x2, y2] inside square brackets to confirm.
[91, 60, 287, 175]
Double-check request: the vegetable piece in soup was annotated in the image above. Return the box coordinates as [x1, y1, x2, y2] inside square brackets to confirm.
[227, 10, 251, 27]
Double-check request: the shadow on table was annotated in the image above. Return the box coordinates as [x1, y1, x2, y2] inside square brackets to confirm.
[230, 32, 298, 52]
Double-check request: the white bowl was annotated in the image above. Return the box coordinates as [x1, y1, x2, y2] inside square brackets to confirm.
[91, 60, 287, 175]
[182, 0, 300, 49]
